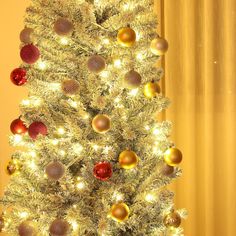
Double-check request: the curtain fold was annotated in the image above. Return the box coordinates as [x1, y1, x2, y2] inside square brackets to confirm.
[163, 0, 236, 235]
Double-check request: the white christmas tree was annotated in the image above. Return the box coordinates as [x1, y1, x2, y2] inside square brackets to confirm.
[1, 0, 186, 235]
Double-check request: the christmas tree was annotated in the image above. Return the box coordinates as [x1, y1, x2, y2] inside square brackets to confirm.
[1, 0, 186, 235]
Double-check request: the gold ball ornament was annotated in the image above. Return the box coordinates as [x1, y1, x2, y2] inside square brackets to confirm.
[6, 160, 20, 175]
[92, 114, 111, 134]
[49, 219, 70, 236]
[0, 216, 4, 232]
[110, 203, 130, 222]
[163, 212, 182, 228]
[54, 18, 74, 36]
[18, 221, 37, 236]
[123, 70, 142, 89]
[45, 161, 65, 181]
[117, 27, 136, 47]
[119, 150, 138, 169]
[61, 79, 79, 95]
[164, 148, 183, 166]
[150, 37, 169, 55]
[87, 55, 106, 74]
[143, 81, 161, 98]
[20, 28, 34, 44]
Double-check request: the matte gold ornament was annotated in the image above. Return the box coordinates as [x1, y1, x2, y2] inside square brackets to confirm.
[18, 221, 37, 236]
[161, 164, 174, 176]
[117, 27, 136, 47]
[164, 148, 183, 166]
[150, 37, 169, 55]
[49, 219, 70, 236]
[45, 161, 65, 181]
[87, 55, 106, 74]
[54, 18, 74, 36]
[0, 216, 4, 232]
[123, 70, 142, 89]
[61, 79, 79, 95]
[119, 150, 138, 169]
[163, 212, 181, 228]
[92, 114, 111, 134]
[143, 81, 161, 98]
[6, 160, 20, 175]
[20, 28, 34, 44]
[110, 203, 130, 222]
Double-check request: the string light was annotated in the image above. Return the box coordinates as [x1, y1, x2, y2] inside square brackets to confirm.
[136, 52, 144, 61]
[100, 71, 109, 78]
[51, 83, 61, 91]
[21, 99, 30, 106]
[13, 135, 23, 144]
[145, 193, 156, 203]
[29, 151, 37, 158]
[37, 60, 47, 70]
[153, 128, 161, 135]
[59, 150, 66, 156]
[129, 88, 139, 96]
[19, 212, 29, 219]
[60, 37, 69, 45]
[27, 160, 37, 170]
[93, 144, 99, 151]
[70, 220, 79, 230]
[51, 139, 59, 145]
[73, 143, 83, 154]
[103, 38, 110, 45]
[145, 125, 150, 131]
[68, 100, 78, 108]
[57, 127, 65, 135]
[76, 182, 85, 190]
[114, 59, 122, 68]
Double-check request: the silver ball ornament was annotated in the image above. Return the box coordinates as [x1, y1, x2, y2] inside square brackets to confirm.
[87, 55, 106, 74]
[45, 161, 65, 181]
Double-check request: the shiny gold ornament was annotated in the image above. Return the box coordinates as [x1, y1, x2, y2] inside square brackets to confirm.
[54, 18, 74, 36]
[164, 147, 183, 166]
[92, 114, 111, 134]
[18, 221, 37, 236]
[110, 203, 130, 222]
[119, 150, 138, 169]
[150, 37, 169, 55]
[61, 79, 79, 95]
[117, 27, 136, 47]
[143, 81, 161, 98]
[6, 160, 20, 175]
[0, 216, 4, 232]
[163, 212, 181, 228]
[123, 70, 142, 89]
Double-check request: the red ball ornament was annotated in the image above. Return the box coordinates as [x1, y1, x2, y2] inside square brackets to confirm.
[93, 162, 112, 181]
[28, 121, 47, 140]
[20, 44, 40, 64]
[10, 118, 27, 135]
[10, 68, 27, 86]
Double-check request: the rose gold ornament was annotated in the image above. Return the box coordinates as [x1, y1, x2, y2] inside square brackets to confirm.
[123, 70, 142, 89]
[20, 28, 34, 44]
[61, 79, 79, 95]
[92, 114, 111, 134]
[87, 55, 106, 74]
[150, 37, 169, 55]
[45, 161, 65, 181]
[54, 18, 74, 36]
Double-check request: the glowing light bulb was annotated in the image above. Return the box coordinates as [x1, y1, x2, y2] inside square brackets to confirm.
[57, 127, 65, 135]
[60, 37, 69, 45]
[73, 143, 83, 154]
[136, 53, 144, 61]
[103, 38, 110, 45]
[114, 97, 121, 103]
[21, 99, 30, 106]
[100, 71, 109, 78]
[37, 61, 47, 70]
[71, 221, 79, 230]
[145, 193, 156, 203]
[136, 32, 142, 41]
[77, 182, 85, 190]
[59, 150, 66, 156]
[32, 98, 42, 107]
[19, 212, 29, 219]
[114, 59, 122, 68]
[69, 100, 78, 108]
[123, 3, 131, 10]
[51, 83, 61, 91]
[51, 139, 59, 145]
[93, 144, 99, 151]
[129, 88, 139, 96]
[145, 125, 150, 131]
[29, 151, 37, 158]
[153, 128, 161, 135]
[28, 161, 37, 170]
[13, 135, 23, 144]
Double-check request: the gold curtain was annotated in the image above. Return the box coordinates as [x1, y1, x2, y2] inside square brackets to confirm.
[160, 0, 236, 235]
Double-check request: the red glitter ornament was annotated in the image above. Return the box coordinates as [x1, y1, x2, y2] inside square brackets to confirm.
[93, 162, 112, 181]
[28, 121, 47, 140]
[10, 118, 27, 135]
[20, 44, 40, 64]
[10, 68, 27, 86]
